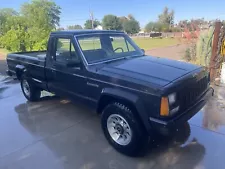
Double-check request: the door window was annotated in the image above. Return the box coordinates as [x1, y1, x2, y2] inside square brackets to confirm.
[55, 38, 79, 63]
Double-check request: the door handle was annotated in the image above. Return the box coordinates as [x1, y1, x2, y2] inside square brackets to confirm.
[73, 67, 81, 70]
[51, 68, 56, 73]
[87, 82, 99, 88]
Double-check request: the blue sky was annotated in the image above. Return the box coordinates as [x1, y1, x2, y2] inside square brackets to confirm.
[1, 0, 225, 28]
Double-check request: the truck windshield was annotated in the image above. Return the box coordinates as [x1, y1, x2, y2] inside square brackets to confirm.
[76, 33, 143, 64]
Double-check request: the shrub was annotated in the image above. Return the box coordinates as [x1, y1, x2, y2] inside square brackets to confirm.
[196, 28, 214, 66]
[184, 48, 191, 61]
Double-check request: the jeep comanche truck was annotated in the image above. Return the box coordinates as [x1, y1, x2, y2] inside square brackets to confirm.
[6, 30, 213, 156]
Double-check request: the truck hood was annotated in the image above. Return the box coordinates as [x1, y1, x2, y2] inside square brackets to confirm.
[101, 56, 200, 87]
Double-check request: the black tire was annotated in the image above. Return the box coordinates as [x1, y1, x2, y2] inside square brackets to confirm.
[101, 102, 148, 156]
[21, 75, 41, 102]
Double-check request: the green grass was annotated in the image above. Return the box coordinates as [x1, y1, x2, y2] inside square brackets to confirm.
[77, 37, 179, 51]
[133, 38, 179, 50]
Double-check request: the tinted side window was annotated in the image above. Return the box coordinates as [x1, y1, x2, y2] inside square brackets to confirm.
[55, 38, 78, 63]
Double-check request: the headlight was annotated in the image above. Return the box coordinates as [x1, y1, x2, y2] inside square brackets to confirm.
[168, 93, 176, 105]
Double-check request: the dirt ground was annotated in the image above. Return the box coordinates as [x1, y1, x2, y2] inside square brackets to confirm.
[146, 44, 189, 60]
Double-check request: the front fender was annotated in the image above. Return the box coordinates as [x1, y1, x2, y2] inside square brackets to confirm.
[100, 88, 152, 133]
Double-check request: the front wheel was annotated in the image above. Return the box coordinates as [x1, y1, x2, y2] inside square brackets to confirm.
[101, 102, 149, 156]
[21, 75, 41, 102]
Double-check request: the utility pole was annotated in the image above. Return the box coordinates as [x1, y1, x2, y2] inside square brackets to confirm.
[89, 9, 94, 29]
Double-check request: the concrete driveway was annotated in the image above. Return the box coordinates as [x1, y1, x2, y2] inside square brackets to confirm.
[0, 77, 225, 169]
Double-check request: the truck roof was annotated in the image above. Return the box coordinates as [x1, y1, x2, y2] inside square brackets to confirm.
[51, 30, 124, 36]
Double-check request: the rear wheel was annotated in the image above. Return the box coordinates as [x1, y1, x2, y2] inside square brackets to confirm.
[21, 75, 41, 102]
[101, 102, 149, 156]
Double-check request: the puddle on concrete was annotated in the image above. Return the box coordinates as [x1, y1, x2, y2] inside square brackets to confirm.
[190, 85, 225, 135]
[0, 74, 8, 82]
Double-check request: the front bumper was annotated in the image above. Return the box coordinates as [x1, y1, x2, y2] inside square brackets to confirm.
[149, 87, 214, 132]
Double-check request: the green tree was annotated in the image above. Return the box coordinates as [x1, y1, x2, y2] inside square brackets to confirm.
[158, 6, 174, 27]
[102, 15, 122, 30]
[67, 25, 83, 30]
[119, 14, 140, 34]
[21, 0, 61, 51]
[21, 0, 61, 30]
[84, 19, 100, 29]
[145, 22, 168, 32]
[0, 0, 61, 52]
[0, 16, 29, 51]
[0, 8, 18, 36]
[123, 19, 140, 34]
[119, 16, 128, 28]
[145, 22, 156, 32]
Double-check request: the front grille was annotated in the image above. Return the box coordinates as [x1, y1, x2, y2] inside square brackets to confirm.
[178, 76, 208, 111]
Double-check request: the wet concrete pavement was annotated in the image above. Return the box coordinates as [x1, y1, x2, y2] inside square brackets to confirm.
[0, 77, 225, 169]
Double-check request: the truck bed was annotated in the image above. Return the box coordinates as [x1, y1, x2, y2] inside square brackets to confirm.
[6, 51, 47, 90]
[8, 51, 47, 60]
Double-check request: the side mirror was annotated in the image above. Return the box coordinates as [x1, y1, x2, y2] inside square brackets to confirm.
[66, 60, 80, 68]
[141, 49, 145, 54]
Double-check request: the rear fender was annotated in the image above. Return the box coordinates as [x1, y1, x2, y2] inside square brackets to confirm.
[15, 65, 26, 80]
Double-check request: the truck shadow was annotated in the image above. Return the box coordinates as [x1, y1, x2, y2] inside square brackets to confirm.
[13, 95, 205, 169]
[136, 122, 205, 168]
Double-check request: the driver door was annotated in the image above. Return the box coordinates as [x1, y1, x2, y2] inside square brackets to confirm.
[49, 36, 87, 97]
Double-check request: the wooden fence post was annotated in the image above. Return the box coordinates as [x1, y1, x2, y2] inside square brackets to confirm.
[210, 21, 222, 81]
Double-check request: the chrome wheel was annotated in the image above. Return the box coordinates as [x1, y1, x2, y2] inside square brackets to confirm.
[22, 79, 30, 97]
[107, 114, 132, 146]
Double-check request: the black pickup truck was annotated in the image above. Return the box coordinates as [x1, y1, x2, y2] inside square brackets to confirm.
[7, 30, 213, 156]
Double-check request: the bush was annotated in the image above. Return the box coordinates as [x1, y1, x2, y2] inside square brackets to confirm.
[183, 28, 214, 65]
[184, 48, 191, 61]
[196, 28, 214, 66]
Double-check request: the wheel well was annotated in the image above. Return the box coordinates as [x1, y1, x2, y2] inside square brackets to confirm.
[15, 68, 24, 80]
[97, 95, 139, 116]
[97, 95, 147, 132]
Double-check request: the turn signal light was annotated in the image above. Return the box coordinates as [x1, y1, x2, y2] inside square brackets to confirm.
[160, 97, 169, 116]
